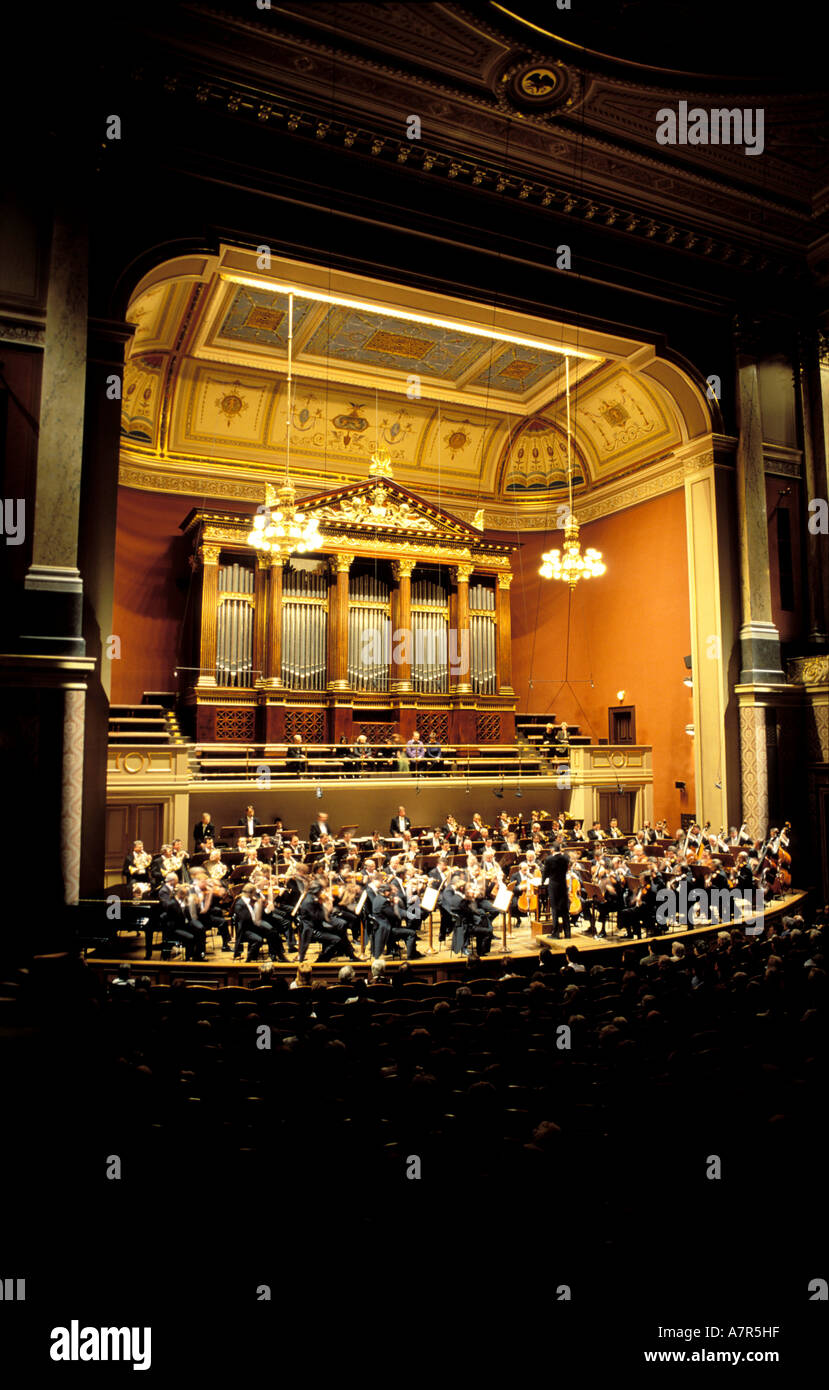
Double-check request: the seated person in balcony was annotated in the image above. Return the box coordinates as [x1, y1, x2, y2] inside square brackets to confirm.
[193, 812, 215, 850]
[540, 722, 557, 749]
[405, 729, 426, 767]
[238, 804, 261, 837]
[424, 732, 444, 771]
[286, 733, 309, 774]
[351, 733, 375, 773]
[388, 732, 409, 772]
[554, 719, 570, 745]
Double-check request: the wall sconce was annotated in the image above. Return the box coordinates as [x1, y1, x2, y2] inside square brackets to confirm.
[616, 690, 625, 703]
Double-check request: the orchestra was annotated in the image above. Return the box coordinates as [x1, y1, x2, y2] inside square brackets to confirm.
[121, 806, 794, 963]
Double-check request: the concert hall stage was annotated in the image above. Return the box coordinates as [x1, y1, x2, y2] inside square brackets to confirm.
[83, 891, 808, 987]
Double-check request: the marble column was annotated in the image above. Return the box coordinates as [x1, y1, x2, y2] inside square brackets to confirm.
[796, 331, 829, 648]
[21, 205, 89, 656]
[391, 558, 414, 693]
[197, 544, 220, 686]
[61, 686, 86, 904]
[258, 556, 284, 687]
[327, 553, 352, 690]
[450, 564, 473, 693]
[496, 572, 514, 694]
[734, 335, 784, 683]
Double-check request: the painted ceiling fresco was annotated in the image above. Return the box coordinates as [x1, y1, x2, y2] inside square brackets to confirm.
[121, 264, 687, 506]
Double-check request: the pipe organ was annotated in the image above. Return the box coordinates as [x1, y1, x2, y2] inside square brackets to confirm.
[469, 581, 497, 696]
[348, 571, 390, 692]
[411, 576, 449, 693]
[281, 564, 327, 691]
[181, 476, 517, 745]
[216, 563, 254, 687]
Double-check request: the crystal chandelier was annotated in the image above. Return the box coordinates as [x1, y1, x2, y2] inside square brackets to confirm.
[247, 293, 324, 558]
[539, 358, 606, 588]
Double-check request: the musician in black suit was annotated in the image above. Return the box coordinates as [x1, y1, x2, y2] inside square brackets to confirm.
[389, 806, 411, 836]
[152, 873, 179, 957]
[193, 813, 216, 850]
[232, 889, 265, 961]
[587, 822, 605, 842]
[297, 887, 349, 963]
[238, 805, 261, 838]
[309, 812, 331, 844]
[542, 841, 571, 937]
[171, 885, 207, 960]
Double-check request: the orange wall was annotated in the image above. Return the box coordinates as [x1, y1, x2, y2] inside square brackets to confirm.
[500, 488, 696, 823]
[111, 487, 196, 703]
[112, 484, 697, 821]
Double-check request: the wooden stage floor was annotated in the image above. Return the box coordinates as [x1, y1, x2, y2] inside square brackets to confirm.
[93, 892, 808, 981]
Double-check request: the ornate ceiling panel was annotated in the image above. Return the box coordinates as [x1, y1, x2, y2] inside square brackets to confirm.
[122, 247, 707, 516]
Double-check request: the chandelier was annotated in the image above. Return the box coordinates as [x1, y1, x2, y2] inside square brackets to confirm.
[539, 358, 606, 588]
[247, 293, 324, 558]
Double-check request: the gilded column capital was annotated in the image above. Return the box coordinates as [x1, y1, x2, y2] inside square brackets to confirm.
[332, 553, 353, 574]
[391, 559, 416, 581]
[497, 573, 513, 591]
[200, 543, 221, 566]
[450, 564, 474, 584]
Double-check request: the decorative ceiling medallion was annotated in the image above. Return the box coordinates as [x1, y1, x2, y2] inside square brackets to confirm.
[215, 382, 250, 427]
[496, 53, 580, 114]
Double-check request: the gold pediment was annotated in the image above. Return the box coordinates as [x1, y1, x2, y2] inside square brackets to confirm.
[293, 479, 483, 543]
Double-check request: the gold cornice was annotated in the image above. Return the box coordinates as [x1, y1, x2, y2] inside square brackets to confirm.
[121, 437, 725, 532]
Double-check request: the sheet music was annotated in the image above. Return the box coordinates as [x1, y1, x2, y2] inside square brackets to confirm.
[420, 885, 439, 912]
[493, 883, 513, 913]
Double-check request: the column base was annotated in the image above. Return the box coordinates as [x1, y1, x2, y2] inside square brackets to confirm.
[327, 680, 350, 692]
[739, 622, 784, 685]
[498, 685, 515, 696]
[20, 564, 85, 657]
[390, 679, 413, 693]
[257, 677, 284, 689]
[196, 676, 217, 688]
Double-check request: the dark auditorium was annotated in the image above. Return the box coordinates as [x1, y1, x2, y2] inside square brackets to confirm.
[1, 0, 826, 1376]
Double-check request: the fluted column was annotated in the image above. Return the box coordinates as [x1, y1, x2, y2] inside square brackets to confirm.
[450, 564, 473, 693]
[197, 544, 220, 687]
[734, 327, 784, 683]
[327, 553, 352, 689]
[391, 558, 415, 692]
[496, 572, 514, 693]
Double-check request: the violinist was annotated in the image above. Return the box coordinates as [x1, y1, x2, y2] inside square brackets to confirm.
[190, 869, 233, 951]
[232, 884, 267, 962]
